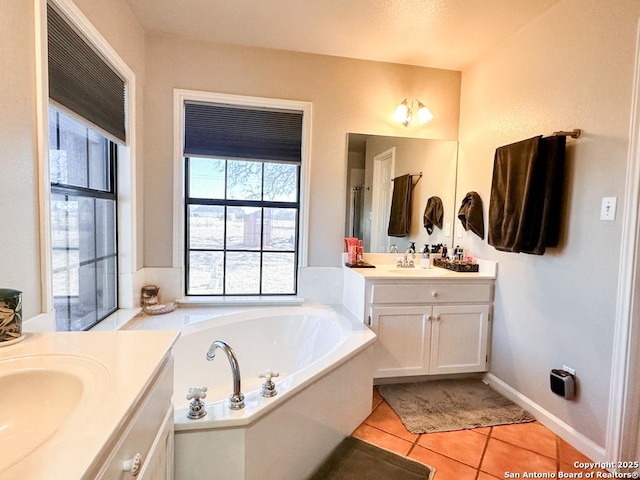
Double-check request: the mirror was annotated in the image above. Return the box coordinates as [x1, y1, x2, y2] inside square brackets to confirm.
[345, 133, 458, 253]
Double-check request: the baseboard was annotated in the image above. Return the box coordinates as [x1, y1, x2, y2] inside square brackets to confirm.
[483, 373, 607, 463]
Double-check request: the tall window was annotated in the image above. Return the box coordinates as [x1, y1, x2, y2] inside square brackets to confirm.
[49, 107, 118, 330]
[183, 101, 303, 296]
[47, 3, 126, 329]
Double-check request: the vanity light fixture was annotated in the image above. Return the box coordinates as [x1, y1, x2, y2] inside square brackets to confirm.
[392, 98, 434, 127]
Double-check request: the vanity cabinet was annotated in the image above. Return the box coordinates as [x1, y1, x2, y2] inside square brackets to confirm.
[92, 356, 175, 480]
[370, 303, 490, 378]
[343, 265, 495, 380]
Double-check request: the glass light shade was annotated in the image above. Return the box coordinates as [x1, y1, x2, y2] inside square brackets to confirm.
[392, 100, 411, 126]
[417, 104, 434, 124]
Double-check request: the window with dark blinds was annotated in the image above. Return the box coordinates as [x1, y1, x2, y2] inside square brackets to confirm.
[184, 102, 303, 163]
[47, 3, 126, 143]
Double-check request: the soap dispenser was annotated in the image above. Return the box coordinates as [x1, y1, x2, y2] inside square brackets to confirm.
[420, 245, 430, 269]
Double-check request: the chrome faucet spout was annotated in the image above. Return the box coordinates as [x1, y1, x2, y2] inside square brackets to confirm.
[400, 247, 415, 267]
[206, 340, 245, 409]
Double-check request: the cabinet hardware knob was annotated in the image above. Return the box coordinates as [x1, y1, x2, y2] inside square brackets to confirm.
[431, 291, 438, 297]
[123, 453, 142, 476]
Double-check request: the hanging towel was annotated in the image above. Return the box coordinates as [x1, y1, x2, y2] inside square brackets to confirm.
[423, 196, 444, 235]
[488, 135, 566, 254]
[387, 174, 412, 237]
[457, 192, 485, 239]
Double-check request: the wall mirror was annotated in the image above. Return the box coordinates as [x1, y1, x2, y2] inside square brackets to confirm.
[345, 133, 458, 253]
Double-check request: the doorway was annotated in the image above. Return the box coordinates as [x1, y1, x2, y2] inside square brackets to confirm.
[370, 147, 395, 253]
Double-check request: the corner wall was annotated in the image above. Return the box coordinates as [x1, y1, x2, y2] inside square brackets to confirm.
[1, 1, 40, 319]
[457, 0, 640, 450]
[142, 34, 462, 271]
[0, 0, 145, 320]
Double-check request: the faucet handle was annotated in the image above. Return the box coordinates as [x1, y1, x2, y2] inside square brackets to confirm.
[259, 369, 280, 383]
[259, 370, 280, 398]
[187, 386, 208, 401]
[186, 386, 208, 419]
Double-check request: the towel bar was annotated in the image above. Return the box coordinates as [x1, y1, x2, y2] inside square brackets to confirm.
[552, 129, 581, 138]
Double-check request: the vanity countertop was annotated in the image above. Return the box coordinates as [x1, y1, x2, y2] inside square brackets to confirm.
[344, 259, 497, 280]
[0, 330, 180, 479]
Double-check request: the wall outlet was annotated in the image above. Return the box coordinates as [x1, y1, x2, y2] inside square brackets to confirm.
[600, 197, 617, 221]
[562, 365, 576, 377]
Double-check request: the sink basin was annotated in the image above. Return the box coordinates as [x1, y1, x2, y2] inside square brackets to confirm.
[0, 354, 109, 472]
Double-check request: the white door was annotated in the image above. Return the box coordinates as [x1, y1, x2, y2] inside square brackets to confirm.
[429, 304, 490, 374]
[370, 305, 430, 378]
[370, 148, 395, 253]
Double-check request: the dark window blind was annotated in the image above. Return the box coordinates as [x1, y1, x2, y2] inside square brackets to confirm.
[184, 102, 303, 163]
[47, 4, 126, 143]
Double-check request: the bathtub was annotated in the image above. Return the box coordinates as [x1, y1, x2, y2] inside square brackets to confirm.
[171, 305, 376, 480]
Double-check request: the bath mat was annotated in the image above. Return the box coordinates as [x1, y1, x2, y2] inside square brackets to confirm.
[309, 436, 434, 480]
[378, 378, 535, 434]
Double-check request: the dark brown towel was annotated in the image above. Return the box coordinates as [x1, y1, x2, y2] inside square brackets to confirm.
[423, 196, 443, 235]
[387, 174, 412, 237]
[488, 135, 566, 254]
[458, 192, 485, 239]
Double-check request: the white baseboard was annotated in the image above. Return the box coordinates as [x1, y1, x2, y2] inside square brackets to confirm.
[483, 373, 607, 463]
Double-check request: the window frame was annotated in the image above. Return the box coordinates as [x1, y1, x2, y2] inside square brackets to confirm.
[173, 90, 312, 299]
[35, 0, 138, 325]
[49, 107, 119, 329]
[184, 157, 301, 296]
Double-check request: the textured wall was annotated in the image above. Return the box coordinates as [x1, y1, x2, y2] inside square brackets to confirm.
[0, 0, 40, 319]
[457, 0, 640, 447]
[142, 34, 462, 268]
[0, 0, 145, 318]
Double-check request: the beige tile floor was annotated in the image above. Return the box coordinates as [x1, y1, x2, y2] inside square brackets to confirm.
[352, 388, 603, 479]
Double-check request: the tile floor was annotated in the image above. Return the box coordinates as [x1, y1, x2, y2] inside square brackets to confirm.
[352, 388, 600, 479]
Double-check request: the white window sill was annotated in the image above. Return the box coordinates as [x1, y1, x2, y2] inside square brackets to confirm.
[89, 307, 142, 331]
[177, 296, 305, 307]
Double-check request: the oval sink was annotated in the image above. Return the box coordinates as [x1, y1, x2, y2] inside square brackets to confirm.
[0, 354, 109, 472]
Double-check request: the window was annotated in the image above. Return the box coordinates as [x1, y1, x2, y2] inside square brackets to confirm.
[46, 2, 127, 329]
[183, 101, 303, 296]
[49, 107, 118, 330]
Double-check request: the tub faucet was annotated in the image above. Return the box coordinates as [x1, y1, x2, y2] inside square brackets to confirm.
[206, 340, 245, 410]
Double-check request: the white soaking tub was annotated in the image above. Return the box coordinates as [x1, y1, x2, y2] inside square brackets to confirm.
[171, 305, 376, 480]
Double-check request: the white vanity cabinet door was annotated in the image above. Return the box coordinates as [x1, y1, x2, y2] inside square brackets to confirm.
[138, 406, 174, 480]
[93, 358, 174, 480]
[429, 304, 490, 375]
[370, 306, 430, 378]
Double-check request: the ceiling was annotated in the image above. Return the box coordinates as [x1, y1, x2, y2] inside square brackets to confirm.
[123, 0, 559, 70]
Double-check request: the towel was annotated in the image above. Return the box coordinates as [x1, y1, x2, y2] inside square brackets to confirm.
[423, 196, 443, 235]
[488, 135, 566, 254]
[458, 192, 485, 239]
[387, 174, 412, 237]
